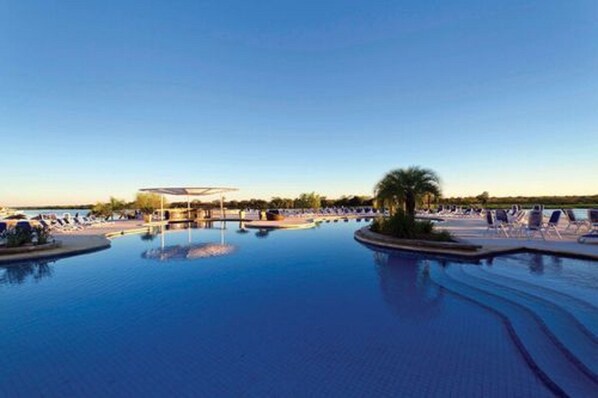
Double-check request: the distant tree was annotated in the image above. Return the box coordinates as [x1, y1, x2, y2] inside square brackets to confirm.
[91, 202, 112, 219]
[294, 192, 321, 209]
[90, 197, 126, 220]
[270, 197, 294, 209]
[475, 191, 490, 207]
[109, 197, 127, 220]
[374, 166, 441, 219]
[345, 195, 370, 207]
[135, 193, 163, 222]
[247, 199, 269, 210]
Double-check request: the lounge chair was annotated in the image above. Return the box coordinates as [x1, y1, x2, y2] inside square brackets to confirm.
[39, 219, 55, 231]
[544, 210, 562, 240]
[495, 209, 513, 236]
[74, 216, 92, 227]
[64, 218, 84, 230]
[55, 218, 79, 231]
[562, 209, 589, 233]
[485, 211, 509, 237]
[578, 209, 598, 244]
[521, 210, 546, 240]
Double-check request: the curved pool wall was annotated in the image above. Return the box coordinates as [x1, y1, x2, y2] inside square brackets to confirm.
[1, 220, 596, 397]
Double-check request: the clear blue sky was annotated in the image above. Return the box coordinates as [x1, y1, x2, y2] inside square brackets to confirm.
[2, 0, 597, 206]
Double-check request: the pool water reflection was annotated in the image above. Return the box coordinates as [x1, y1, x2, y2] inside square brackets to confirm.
[0, 221, 594, 397]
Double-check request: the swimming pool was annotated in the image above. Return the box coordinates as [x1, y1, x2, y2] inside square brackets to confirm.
[1, 221, 596, 397]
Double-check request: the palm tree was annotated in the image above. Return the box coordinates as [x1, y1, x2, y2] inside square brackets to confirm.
[374, 167, 441, 219]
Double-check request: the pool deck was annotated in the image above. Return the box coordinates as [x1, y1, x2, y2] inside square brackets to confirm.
[0, 220, 146, 265]
[420, 216, 597, 260]
[0, 235, 111, 264]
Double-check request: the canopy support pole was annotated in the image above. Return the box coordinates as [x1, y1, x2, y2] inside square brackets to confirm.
[187, 195, 191, 221]
[220, 196, 225, 220]
[160, 193, 165, 253]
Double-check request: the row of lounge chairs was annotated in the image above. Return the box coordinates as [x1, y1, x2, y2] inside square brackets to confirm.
[243, 207, 386, 218]
[419, 206, 484, 218]
[280, 207, 385, 218]
[420, 204, 556, 219]
[485, 208, 598, 241]
[35, 214, 112, 233]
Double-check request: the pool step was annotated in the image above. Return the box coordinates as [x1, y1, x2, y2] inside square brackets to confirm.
[485, 264, 598, 307]
[428, 264, 598, 398]
[449, 265, 598, 380]
[468, 266, 598, 339]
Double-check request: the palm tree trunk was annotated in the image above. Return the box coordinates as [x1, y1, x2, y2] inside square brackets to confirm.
[405, 193, 416, 219]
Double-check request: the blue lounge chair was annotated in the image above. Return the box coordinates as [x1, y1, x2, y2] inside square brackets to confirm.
[562, 209, 589, 233]
[495, 209, 513, 235]
[544, 210, 562, 240]
[39, 219, 56, 231]
[578, 209, 598, 244]
[485, 211, 509, 237]
[521, 210, 545, 240]
[55, 218, 77, 231]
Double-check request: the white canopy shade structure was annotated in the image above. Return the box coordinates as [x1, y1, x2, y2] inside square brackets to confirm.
[139, 186, 238, 221]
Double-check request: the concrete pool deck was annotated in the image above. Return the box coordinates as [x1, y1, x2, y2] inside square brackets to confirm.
[0, 235, 111, 264]
[381, 216, 598, 260]
[0, 220, 146, 265]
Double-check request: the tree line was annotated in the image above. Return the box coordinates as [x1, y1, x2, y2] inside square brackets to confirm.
[440, 192, 598, 209]
[170, 193, 375, 210]
[87, 192, 375, 218]
[32, 189, 598, 219]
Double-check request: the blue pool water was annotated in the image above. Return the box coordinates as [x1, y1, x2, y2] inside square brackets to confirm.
[1, 221, 596, 397]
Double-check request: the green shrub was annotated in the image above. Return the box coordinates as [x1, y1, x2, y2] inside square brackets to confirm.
[33, 226, 52, 245]
[414, 219, 434, 236]
[370, 210, 453, 242]
[5, 228, 34, 247]
[3, 226, 52, 247]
